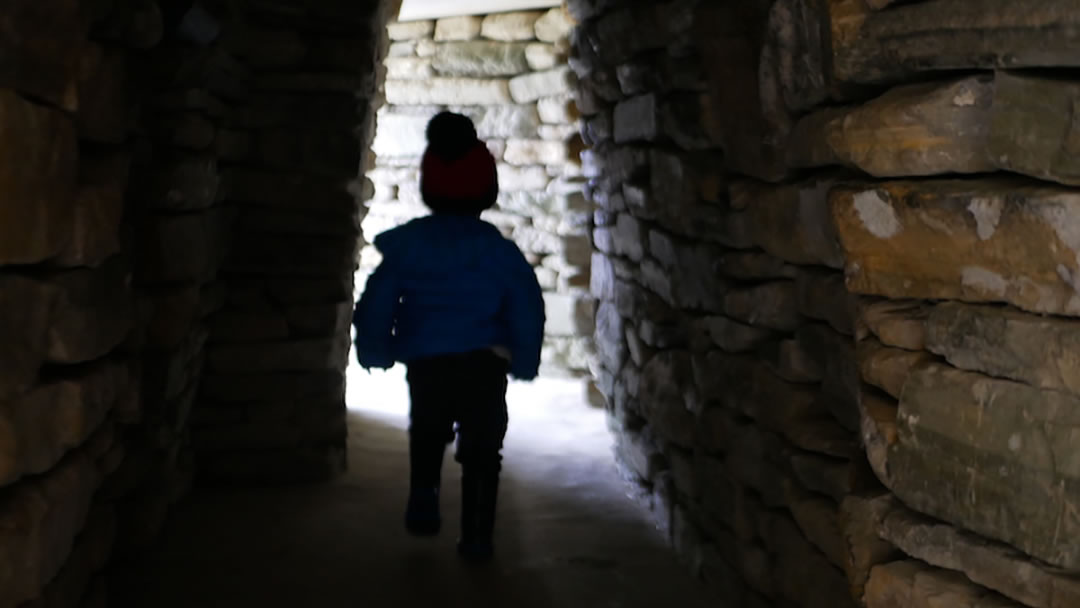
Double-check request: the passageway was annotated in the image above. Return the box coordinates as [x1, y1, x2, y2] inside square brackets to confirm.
[108, 369, 712, 607]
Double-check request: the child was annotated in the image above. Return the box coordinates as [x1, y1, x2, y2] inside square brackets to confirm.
[352, 112, 546, 562]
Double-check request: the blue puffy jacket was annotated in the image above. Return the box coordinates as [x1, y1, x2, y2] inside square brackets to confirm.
[352, 214, 546, 380]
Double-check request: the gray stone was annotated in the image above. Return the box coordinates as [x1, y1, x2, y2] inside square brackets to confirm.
[385, 78, 512, 105]
[384, 57, 433, 80]
[481, 11, 543, 41]
[504, 139, 568, 166]
[594, 301, 626, 371]
[759, 338, 821, 383]
[639, 352, 696, 446]
[208, 337, 349, 374]
[702, 316, 775, 353]
[509, 67, 576, 103]
[459, 104, 540, 140]
[723, 281, 802, 331]
[612, 213, 645, 262]
[857, 339, 934, 400]
[864, 560, 1023, 608]
[797, 324, 860, 431]
[534, 7, 574, 43]
[881, 502, 1080, 608]
[432, 41, 530, 77]
[716, 252, 798, 281]
[796, 270, 856, 335]
[387, 20, 434, 41]
[387, 41, 416, 57]
[860, 300, 928, 351]
[731, 177, 845, 269]
[526, 43, 561, 71]
[926, 301, 1080, 397]
[543, 293, 594, 336]
[892, 363, 1080, 570]
[498, 165, 551, 191]
[614, 94, 658, 143]
[434, 16, 482, 41]
[537, 94, 578, 124]
[372, 112, 429, 158]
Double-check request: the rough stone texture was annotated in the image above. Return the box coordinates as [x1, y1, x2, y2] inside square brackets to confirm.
[481, 11, 544, 42]
[435, 16, 482, 41]
[892, 363, 1080, 570]
[865, 560, 1022, 608]
[880, 500, 1080, 608]
[433, 41, 530, 77]
[0, 90, 78, 265]
[366, 16, 589, 377]
[925, 302, 1080, 396]
[385, 77, 513, 105]
[831, 179, 1080, 316]
[788, 76, 994, 178]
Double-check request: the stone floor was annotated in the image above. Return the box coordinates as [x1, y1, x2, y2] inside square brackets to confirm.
[109, 366, 713, 607]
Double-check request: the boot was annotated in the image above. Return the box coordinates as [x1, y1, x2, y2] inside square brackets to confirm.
[457, 469, 499, 562]
[405, 439, 446, 537]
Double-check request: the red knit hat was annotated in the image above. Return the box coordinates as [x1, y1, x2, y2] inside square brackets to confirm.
[420, 140, 498, 202]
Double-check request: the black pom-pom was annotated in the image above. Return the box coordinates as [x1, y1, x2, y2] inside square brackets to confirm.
[425, 111, 478, 161]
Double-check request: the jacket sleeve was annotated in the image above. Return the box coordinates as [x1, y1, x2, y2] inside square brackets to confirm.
[352, 259, 399, 370]
[503, 246, 546, 381]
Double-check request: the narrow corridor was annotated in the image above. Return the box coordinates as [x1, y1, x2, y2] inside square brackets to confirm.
[108, 369, 713, 607]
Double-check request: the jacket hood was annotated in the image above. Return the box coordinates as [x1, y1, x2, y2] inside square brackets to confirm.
[374, 215, 510, 274]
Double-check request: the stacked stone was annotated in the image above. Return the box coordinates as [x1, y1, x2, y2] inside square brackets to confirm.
[190, 0, 385, 483]
[0, 1, 166, 606]
[572, 0, 1080, 606]
[365, 8, 594, 377]
[570, 1, 865, 605]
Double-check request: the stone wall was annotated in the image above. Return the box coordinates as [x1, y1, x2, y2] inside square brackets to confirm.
[364, 8, 594, 377]
[571, 0, 1080, 606]
[0, 1, 383, 605]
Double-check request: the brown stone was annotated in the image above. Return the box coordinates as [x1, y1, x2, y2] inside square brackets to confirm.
[784, 417, 859, 459]
[797, 270, 856, 335]
[701, 316, 775, 353]
[760, 512, 858, 608]
[76, 45, 132, 143]
[694, 352, 824, 439]
[789, 451, 857, 503]
[57, 153, 129, 267]
[0, 277, 60, 401]
[138, 209, 233, 283]
[716, 251, 798, 281]
[0, 0, 84, 110]
[0, 361, 126, 486]
[891, 363, 1080, 569]
[865, 560, 1022, 608]
[207, 336, 349, 374]
[830, 178, 1080, 316]
[797, 324, 860, 430]
[731, 177, 845, 268]
[722, 281, 802, 331]
[758, 338, 822, 383]
[830, 0, 1080, 87]
[859, 388, 898, 487]
[857, 339, 935, 400]
[0, 452, 101, 607]
[859, 300, 928, 351]
[989, 72, 1080, 187]
[926, 302, 1080, 396]
[766, 0, 829, 113]
[839, 493, 901, 601]
[784, 482, 847, 568]
[881, 501, 1080, 608]
[0, 90, 78, 265]
[789, 76, 994, 177]
[47, 258, 135, 364]
[695, 3, 793, 181]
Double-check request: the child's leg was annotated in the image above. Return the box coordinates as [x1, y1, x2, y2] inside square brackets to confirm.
[404, 359, 456, 536]
[453, 351, 510, 560]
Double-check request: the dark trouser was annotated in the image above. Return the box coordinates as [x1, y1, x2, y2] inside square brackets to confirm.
[406, 350, 509, 544]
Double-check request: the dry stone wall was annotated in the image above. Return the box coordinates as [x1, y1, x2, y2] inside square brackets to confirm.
[0, 1, 382, 605]
[570, 0, 1080, 606]
[365, 8, 594, 377]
